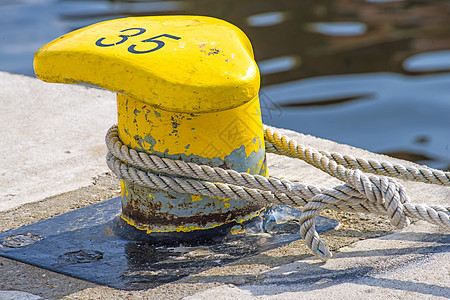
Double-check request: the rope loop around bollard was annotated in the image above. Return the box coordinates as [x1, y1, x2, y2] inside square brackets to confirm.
[105, 124, 450, 261]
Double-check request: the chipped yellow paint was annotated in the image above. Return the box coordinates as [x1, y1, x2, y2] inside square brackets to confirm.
[189, 195, 203, 202]
[117, 94, 264, 159]
[33, 15, 259, 113]
[230, 225, 246, 235]
[120, 180, 129, 198]
[120, 208, 262, 233]
[222, 197, 231, 208]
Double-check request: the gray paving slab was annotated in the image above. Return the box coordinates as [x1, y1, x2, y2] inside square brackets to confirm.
[0, 71, 448, 299]
[0, 71, 117, 212]
[0, 290, 45, 300]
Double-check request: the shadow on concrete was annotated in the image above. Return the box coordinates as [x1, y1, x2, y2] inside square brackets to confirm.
[332, 243, 450, 259]
[240, 263, 450, 298]
[183, 232, 449, 298]
[195, 232, 450, 270]
[185, 257, 449, 298]
[375, 231, 450, 244]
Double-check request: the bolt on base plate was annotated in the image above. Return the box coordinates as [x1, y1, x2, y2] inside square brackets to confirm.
[0, 197, 338, 290]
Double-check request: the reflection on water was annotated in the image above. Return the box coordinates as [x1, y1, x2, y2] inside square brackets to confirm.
[303, 22, 367, 36]
[58, 1, 185, 20]
[0, 0, 449, 169]
[366, 0, 405, 3]
[403, 50, 450, 72]
[263, 72, 450, 170]
[246, 11, 288, 27]
[258, 56, 300, 75]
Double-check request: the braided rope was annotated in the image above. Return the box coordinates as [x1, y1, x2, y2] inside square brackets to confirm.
[105, 127, 411, 216]
[264, 127, 450, 186]
[105, 125, 450, 261]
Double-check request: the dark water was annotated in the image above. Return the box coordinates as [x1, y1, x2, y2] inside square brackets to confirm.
[1, 0, 449, 170]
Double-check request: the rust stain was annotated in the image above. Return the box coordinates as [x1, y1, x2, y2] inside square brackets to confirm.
[122, 183, 266, 228]
[122, 201, 265, 228]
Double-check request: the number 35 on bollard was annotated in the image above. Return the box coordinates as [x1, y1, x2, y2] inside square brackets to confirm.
[34, 16, 268, 237]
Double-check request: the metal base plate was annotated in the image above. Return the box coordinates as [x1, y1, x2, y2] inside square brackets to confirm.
[0, 197, 338, 290]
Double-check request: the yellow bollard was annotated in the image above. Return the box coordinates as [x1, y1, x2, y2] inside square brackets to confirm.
[34, 15, 267, 237]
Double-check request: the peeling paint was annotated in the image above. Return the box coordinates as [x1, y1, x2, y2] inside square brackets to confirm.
[117, 93, 267, 233]
[189, 195, 202, 202]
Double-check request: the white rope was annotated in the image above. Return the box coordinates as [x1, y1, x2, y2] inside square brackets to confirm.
[105, 125, 450, 261]
[263, 126, 450, 186]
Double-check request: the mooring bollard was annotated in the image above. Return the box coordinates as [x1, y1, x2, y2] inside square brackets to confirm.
[34, 16, 267, 237]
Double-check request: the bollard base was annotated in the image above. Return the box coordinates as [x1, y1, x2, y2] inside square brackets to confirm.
[114, 216, 257, 244]
[0, 197, 338, 290]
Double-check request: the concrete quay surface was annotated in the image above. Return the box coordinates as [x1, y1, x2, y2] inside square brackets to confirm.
[0, 71, 448, 299]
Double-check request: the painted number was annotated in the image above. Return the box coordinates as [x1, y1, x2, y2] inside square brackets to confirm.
[128, 34, 181, 54]
[95, 28, 145, 47]
[95, 28, 181, 54]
